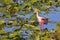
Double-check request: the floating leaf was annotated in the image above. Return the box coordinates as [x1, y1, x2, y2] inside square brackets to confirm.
[43, 36, 51, 40]
[34, 8, 40, 12]
[46, 6, 51, 9]
[0, 29, 6, 35]
[9, 21, 14, 24]
[56, 22, 60, 30]
[0, 20, 5, 25]
[4, 0, 13, 4]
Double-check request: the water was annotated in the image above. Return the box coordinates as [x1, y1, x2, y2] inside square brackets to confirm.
[0, 0, 60, 39]
[1, 0, 60, 38]
[39, 7, 60, 30]
[3, 6, 60, 32]
[4, 26, 15, 32]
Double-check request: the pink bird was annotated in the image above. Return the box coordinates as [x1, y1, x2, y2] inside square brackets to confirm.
[34, 11, 48, 26]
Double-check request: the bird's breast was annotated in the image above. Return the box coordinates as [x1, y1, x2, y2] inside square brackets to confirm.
[37, 18, 48, 24]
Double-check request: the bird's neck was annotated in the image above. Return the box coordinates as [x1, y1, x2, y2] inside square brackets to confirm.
[36, 12, 39, 17]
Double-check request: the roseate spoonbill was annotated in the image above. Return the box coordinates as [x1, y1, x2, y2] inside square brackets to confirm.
[34, 11, 48, 26]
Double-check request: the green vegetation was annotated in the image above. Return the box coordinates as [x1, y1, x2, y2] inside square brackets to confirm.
[0, 0, 60, 40]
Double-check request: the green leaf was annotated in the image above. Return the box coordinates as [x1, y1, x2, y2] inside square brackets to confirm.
[0, 20, 5, 25]
[35, 35, 40, 40]
[30, 14, 36, 20]
[4, 0, 13, 4]
[56, 22, 60, 30]
[43, 36, 51, 40]
[0, 29, 6, 35]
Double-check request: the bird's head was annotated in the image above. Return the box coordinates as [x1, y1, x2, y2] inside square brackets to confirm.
[33, 8, 40, 14]
[34, 10, 38, 14]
